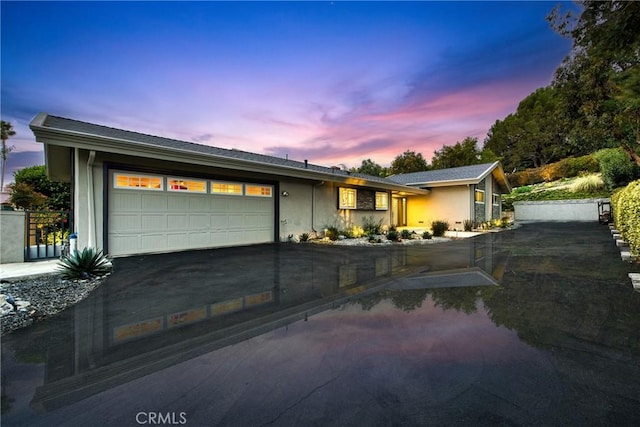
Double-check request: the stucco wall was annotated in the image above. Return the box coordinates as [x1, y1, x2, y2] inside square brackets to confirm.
[1, 210, 25, 264]
[514, 199, 607, 222]
[407, 186, 471, 229]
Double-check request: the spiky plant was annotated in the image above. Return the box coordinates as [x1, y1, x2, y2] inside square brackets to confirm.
[58, 247, 112, 279]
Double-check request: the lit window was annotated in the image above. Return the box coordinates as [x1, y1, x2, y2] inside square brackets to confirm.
[245, 185, 272, 197]
[114, 173, 163, 190]
[493, 194, 500, 206]
[375, 192, 389, 210]
[211, 182, 243, 195]
[339, 188, 357, 209]
[168, 177, 207, 193]
[475, 189, 485, 204]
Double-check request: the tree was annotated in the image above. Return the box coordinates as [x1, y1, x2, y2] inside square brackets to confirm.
[388, 150, 429, 175]
[431, 137, 498, 170]
[1, 120, 16, 192]
[484, 87, 571, 170]
[351, 158, 388, 177]
[548, 1, 640, 164]
[9, 165, 71, 210]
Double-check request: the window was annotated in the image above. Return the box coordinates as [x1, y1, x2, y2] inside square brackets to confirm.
[211, 181, 243, 195]
[114, 173, 163, 190]
[339, 188, 357, 209]
[493, 194, 500, 206]
[375, 192, 389, 211]
[245, 185, 272, 197]
[475, 189, 485, 204]
[168, 177, 207, 193]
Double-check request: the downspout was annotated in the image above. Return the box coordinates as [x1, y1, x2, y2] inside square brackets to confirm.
[312, 181, 325, 232]
[87, 150, 96, 248]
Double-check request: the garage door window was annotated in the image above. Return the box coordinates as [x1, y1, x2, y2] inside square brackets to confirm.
[114, 173, 163, 190]
[211, 181, 243, 195]
[168, 177, 207, 193]
[246, 185, 272, 197]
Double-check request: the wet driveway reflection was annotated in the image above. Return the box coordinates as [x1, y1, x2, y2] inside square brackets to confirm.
[2, 223, 639, 426]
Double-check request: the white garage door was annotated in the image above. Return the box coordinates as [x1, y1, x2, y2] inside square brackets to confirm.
[108, 172, 274, 256]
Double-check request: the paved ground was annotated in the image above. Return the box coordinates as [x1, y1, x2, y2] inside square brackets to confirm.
[0, 259, 60, 281]
[1, 222, 639, 426]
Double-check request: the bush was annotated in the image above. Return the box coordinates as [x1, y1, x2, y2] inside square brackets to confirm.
[400, 229, 411, 239]
[595, 148, 637, 190]
[463, 219, 473, 232]
[386, 230, 399, 242]
[611, 179, 640, 257]
[570, 174, 604, 193]
[57, 247, 112, 279]
[422, 231, 432, 239]
[362, 216, 383, 236]
[431, 220, 449, 237]
[299, 232, 310, 242]
[325, 226, 340, 241]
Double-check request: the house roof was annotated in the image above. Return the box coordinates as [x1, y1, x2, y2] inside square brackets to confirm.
[389, 162, 511, 193]
[30, 113, 427, 194]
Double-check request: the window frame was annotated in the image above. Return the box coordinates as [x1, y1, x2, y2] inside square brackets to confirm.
[492, 193, 500, 206]
[245, 184, 273, 198]
[375, 191, 389, 211]
[474, 189, 485, 204]
[113, 173, 164, 191]
[167, 176, 207, 193]
[339, 187, 357, 209]
[211, 181, 244, 196]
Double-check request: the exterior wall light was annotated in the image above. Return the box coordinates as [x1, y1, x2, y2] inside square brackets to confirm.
[281, 191, 289, 197]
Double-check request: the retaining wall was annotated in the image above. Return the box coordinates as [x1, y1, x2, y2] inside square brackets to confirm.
[514, 198, 609, 222]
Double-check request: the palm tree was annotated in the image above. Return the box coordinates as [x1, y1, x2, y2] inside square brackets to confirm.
[1, 120, 16, 192]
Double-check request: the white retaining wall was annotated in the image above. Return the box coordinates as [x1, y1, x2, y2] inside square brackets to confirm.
[514, 198, 609, 222]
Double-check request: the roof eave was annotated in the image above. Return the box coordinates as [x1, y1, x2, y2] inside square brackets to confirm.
[30, 116, 420, 194]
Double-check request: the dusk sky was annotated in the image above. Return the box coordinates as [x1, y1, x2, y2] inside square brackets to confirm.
[1, 1, 573, 184]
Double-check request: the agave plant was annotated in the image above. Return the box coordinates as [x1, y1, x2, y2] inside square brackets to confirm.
[58, 247, 112, 279]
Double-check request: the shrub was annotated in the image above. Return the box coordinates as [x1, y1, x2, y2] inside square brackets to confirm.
[431, 220, 449, 237]
[362, 215, 383, 236]
[400, 229, 411, 239]
[325, 226, 340, 241]
[595, 148, 637, 190]
[299, 232, 310, 242]
[386, 230, 399, 242]
[58, 247, 112, 279]
[463, 219, 473, 232]
[611, 179, 640, 257]
[570, 174, 604, 193]
[422, 231, 432, 240]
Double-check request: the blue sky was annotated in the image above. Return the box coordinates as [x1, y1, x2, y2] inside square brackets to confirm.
[1, 1, 573, 184]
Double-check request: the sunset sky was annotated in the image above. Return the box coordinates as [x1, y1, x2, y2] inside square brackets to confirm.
[1, 1, 573, 184]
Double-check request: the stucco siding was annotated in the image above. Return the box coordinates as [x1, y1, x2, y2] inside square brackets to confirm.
[408, 186, 471, 229]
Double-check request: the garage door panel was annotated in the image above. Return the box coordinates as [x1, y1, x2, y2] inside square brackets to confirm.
[188, 197, 209, 211]
[141, 234, 167, 250]
[113, 193, 142, 211]
[189, 214, 210, 229]
[167, 233, 189, 249]
[110, 214, 142, 232]
[142, 194, 167, 210]
[109, 173, 274, 255]
[141, 214, 166, 230]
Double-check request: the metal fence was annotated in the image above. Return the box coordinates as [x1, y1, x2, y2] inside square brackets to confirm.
[25, 210, 72, 261]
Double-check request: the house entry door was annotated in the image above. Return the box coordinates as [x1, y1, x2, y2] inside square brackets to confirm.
[392, 197, 407, 227]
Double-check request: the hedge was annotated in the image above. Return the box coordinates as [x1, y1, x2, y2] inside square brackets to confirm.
[611, 179, 640, 257]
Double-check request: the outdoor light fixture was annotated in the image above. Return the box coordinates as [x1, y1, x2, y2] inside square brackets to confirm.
[281, 191, 289, 197]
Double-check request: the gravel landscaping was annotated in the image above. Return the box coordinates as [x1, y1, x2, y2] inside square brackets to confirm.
[0, 274, 107, 336]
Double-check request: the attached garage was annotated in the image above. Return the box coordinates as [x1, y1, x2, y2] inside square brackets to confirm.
[108, 171, 274, 256]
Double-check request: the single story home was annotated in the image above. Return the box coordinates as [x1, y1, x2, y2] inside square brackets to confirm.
[30, 113, 510, 257]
